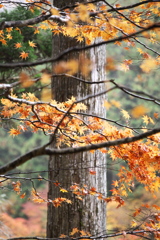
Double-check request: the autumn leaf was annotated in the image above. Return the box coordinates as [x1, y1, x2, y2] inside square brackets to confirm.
[140, 58, 157, 73]
[70, 228, 79, 236]
[131, 105, 148, 118]
[104, 100, 111, 109]
[131, 220, 137, 228]
[133, 208, 141, 217]
[153, 113, 159, 119]
[142, 115, 149, 125]
[50, 8, 60, 16]
[41, 73, 51, 84]
[60, 188, 68, 193]
[54, 181, 60, 187]
[20, 51, 29, 60]
[15, 42, 22, 48]
[28, 40, 36, 47]
[32, 198, 45, 203]
[9, 128, 21, 136]
[19, 72, 33, 87]
[119, 63, 129, 72]
[121, 109, 130, 120]
[89, 170, 96, 175]
[20, 193, 26, 199]
[40, 88, 51, 102]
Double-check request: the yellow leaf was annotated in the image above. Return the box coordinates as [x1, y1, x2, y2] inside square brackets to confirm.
[140, 58, 157, 73]
[104, 100, 111, 109]
[110, 100, 121, 108]
[32, 198, 45, 203]
[41, 88, 52, 102]
[121, 109, 130, 120]
[70, 228, 79, 236]
[54, 60, 78, 75]
[60, 188, 68, 193]
[28, 40, 36, 47]
[119, 63, 129, 72]
[131, 105, 148, 118]
[137, 47, 144, 54]
[50, 8, 60, 16]
[142, 115, 149, 125]
[41, 73, 51, 84]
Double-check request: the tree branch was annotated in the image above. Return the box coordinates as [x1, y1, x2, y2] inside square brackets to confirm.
[0, 23, 159, 68]
[1, 127, 160, 174]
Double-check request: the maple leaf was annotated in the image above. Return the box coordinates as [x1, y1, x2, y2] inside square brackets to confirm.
[6, 34, 12, 39]
[54, 181, 60, 186]
[41, 73, 51, 84]
[20, 193, 26, 199]
[133, 208, 141, 217]
[32, 198, 45, 203]
[9, 128, 21, 136]
[119, 63, 129, 72]
[70, 228, 79, 236]
[41, 88, 52, 102]
[50, 8, 60, 16]
[140, 58, 157, 73]
[153, 113, 159, 119]
[112, 180, 119, 187]
[131, 220, 137, 228]
[137, 47, 144, 54]
[131, 105, 148, 118]
[60, 188, 68, 193]
[121, 109, 130, 120]
[89, 170, 96, 175]
[28, 40, 36, 47]
[142, 115, 149, 125]
[15, 42, 22, 48]
[20, 51, 29, 60]
[19, 72, 33, 87]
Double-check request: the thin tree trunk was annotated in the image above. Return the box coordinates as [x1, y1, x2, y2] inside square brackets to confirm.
[47, 0, 107, 237]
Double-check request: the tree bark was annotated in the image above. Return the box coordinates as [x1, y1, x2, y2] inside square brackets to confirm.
[47, 0, 107, 237]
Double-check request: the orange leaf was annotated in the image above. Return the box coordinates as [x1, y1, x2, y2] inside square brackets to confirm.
[89, 170, 96, 175]
[20, 193, 26, 199]
[131, 105, 148, 118]
[20, 51, 29, 60]
[19, 72, 33, 87]
[15, 42, 22, 48]
[9, 128, 21, 136]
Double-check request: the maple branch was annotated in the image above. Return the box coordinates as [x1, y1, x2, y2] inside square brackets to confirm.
[112, 81, 160, 105]
[104, 0, 145, 29]
[45, 127, 160, 155]
[0, 229, 159, 240]
[1, 126, 160, 174]
[0, 23, 159, 69]
[0, 13, 51, 30]
[0, 144, 47, 174]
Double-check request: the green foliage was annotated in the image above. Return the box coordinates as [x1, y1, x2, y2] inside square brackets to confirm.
[0, 6, 52, 79]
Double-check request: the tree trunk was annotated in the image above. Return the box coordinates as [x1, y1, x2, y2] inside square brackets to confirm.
[47, 0, 107, 237]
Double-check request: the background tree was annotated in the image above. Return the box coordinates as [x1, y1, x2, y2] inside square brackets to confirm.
[47, 0, 107, 237]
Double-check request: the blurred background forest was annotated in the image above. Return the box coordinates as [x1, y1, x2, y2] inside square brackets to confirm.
[0, 2, 159, 238]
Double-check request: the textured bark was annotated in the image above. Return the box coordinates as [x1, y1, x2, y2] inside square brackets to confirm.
[47, 0, 107, 237]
